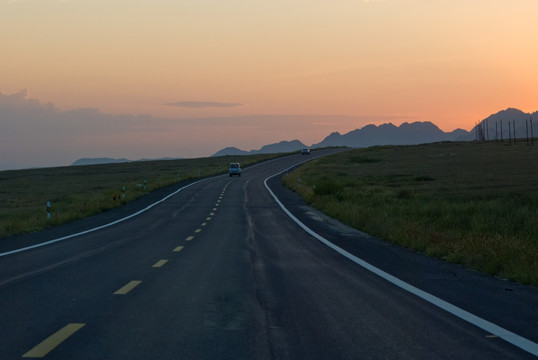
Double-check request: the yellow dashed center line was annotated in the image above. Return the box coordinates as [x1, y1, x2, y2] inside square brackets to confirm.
[22, 323, 85, 358]
[114, 280, 141, 295]
[152, 260, 168, 268]
[23, 187, 234, 359]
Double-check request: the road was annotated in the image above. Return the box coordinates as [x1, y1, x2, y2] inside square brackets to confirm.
[0, 150, 536, 359]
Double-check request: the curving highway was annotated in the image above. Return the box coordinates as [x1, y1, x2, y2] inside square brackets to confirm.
[0, 149, 536, 359]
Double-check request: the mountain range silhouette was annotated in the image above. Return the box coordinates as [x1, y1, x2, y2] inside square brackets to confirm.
[72, 108, 537, 164]
[212, 108, 537, 156]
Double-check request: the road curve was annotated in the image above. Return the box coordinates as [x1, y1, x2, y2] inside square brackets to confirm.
[0, 150, 536, 359]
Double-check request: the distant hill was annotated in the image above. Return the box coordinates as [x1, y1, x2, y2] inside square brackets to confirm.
[212, 140, 307, 157]
[257, 140, 308, 153]
[213, 122, 472, 156]
[72, 156, 181, 166]
[463, 108, 538, 141]
[312, 121, 468, 148]
[72, 157, 130, 166]
[213, 109, 537, 156]
[212, 147, 249, 156]
[77, 108, 537, 164]
[138, 157, 179, 162]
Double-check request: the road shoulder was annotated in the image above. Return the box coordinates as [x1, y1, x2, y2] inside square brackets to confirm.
[266, 173, 538, 345]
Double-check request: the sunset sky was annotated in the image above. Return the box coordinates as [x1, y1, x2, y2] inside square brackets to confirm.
[1, 0, 537, 169]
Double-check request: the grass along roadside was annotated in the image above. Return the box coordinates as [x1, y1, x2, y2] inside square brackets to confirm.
[282, 141, 538, 287]
[0, 154, 280, 238]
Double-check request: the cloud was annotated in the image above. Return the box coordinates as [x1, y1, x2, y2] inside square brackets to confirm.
[0, 90, 396, 170]
[0, 91, 257, 170]
[0, 90, 176, 169]
[0, 89, 30, 104]
[166, 101, 243, 109]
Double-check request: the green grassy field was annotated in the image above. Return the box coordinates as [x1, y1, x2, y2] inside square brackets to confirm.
[0, 154, 280, 238]
[282, 141, 538, 287]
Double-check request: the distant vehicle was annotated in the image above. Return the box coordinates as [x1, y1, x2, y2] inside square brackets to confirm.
[229, 162, 241, 177]
[301, 148, 310, 155]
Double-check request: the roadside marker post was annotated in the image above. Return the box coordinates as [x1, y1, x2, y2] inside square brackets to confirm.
[122, 186, 126, 199]
[46, 201, 51, 219]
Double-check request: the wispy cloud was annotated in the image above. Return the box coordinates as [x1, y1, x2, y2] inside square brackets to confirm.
[0, 91, 257, 169]
[1, 90, 405, 170]
[166, 101, 243, 109]
[0, 90, 170, 169]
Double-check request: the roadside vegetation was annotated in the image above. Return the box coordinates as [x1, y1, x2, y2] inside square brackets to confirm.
[0, 154, 280, 238]
[282, 141, 538, 287]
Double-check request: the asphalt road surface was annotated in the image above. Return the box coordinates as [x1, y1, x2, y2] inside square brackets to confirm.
[1, 150, 537, 359]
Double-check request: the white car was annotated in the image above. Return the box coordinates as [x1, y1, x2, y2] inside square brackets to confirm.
[229, 162, 241, 177]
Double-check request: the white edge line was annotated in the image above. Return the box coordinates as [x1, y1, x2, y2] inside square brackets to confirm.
[264, 168, 538, 357]
[0, 154, 301, 258]
[0, 177, 212, 257]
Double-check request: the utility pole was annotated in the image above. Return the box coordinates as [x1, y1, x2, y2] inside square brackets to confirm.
[513, 119, 516, 144]
[531, 116, 534, 146]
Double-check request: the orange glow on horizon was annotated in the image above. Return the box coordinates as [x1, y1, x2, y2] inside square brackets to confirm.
[1, 0, 537, 167]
